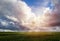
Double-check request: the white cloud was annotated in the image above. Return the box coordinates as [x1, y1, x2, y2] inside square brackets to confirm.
[1, 21, 8, 26]
[6, 15, 18, 22]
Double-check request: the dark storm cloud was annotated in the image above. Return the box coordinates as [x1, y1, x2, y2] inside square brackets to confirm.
[49, 0, 60, 27]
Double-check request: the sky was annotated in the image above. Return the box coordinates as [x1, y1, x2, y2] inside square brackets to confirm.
[22, 0, 45, 6]
[22, 0, 55, 15]
[22, 0, 52, 8]
[0, 0, 60, 32]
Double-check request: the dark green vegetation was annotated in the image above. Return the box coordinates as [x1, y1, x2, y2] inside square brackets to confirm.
[0, 32, 60, 41]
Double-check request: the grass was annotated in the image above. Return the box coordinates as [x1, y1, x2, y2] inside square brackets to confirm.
[0, 32, 60, 41]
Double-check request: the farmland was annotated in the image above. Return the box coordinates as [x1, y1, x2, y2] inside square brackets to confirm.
[0, 32, 60, 41]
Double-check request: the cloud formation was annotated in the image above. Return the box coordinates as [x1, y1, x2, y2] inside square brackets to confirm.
[45, 0, 60, 27]
[0, 0, 60, 31]
[0, 0, 32, 31]
[30, 0, 60, 26]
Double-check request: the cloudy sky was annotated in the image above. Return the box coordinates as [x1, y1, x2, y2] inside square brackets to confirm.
[0, 0, 60, 32]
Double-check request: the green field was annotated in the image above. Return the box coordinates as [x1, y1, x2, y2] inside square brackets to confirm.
[0, 32, 60, 41]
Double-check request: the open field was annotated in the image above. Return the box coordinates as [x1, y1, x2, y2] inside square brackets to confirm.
[0, 32, 60, 41]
